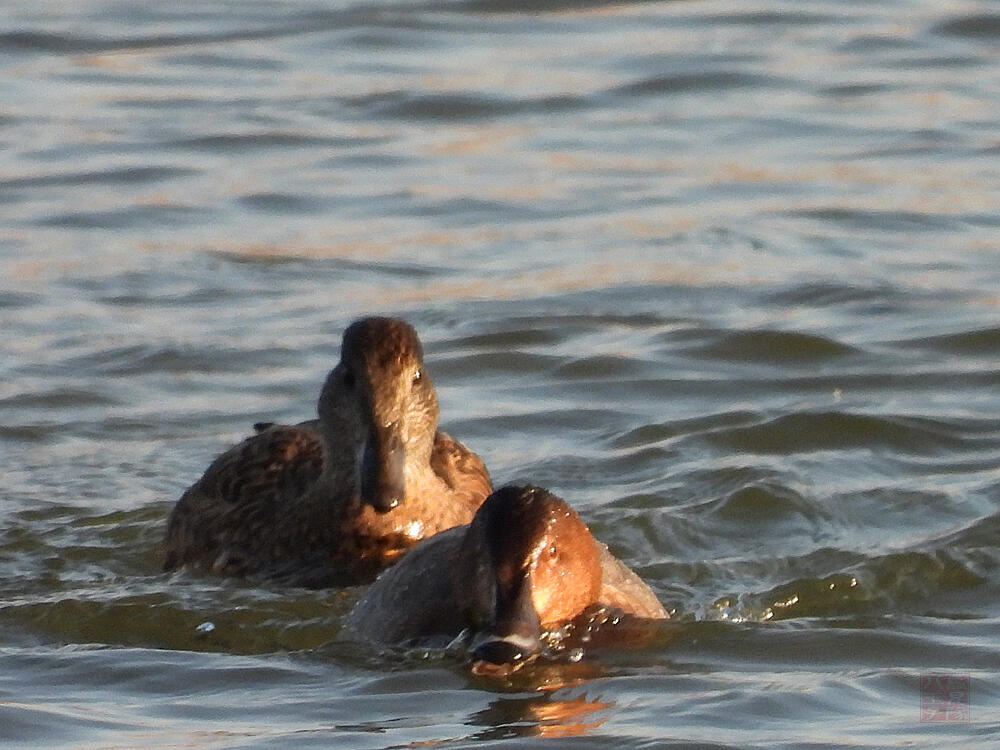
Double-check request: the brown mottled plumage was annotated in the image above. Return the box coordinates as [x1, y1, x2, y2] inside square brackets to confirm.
[163, 317, 491, 586]
[346, 485, 667, 673]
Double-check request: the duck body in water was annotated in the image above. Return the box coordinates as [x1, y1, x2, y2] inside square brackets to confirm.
[346, 485, 667, 675]
[163, 317, 492, 586]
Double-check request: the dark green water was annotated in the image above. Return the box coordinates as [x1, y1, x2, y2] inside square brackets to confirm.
[2, 0, 999, 747]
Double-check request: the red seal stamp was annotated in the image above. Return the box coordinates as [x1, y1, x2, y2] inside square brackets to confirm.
[920, 674, 970, 722]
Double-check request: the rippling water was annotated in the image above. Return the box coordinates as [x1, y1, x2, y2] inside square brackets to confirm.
[2, 0, 999, 747]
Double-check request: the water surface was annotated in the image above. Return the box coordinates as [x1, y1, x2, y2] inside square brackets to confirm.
[2, 0, 999, 747]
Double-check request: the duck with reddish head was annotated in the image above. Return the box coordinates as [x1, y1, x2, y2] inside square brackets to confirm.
[346, 485, 668, 675]
[163, 317, 492, 586]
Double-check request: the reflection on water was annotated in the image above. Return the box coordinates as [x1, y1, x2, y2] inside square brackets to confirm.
[469, 691, 613, 740]
[2, 0, 1000, 748]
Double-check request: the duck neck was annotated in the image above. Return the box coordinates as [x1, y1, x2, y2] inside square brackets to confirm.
[315, 427, 442, 509]
[315, 422, 361, 500]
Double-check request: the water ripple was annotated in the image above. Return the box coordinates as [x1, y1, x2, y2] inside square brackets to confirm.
[608, 71, 790, 98]
[344, 90, 587, 121]
[1, 166, 197, 191]
[680, 328, 860, 363]
[707, 411, 994, 456]
[932, 14, 1000, 40]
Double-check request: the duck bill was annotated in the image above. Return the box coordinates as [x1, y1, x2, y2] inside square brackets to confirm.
[359, 425, 406, 513]
[470, 578, 543, 676]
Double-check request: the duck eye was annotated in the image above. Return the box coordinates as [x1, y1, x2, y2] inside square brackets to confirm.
[411, 369, 422, 385]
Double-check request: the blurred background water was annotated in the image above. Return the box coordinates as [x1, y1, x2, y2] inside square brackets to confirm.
[2, 0, 999, 747]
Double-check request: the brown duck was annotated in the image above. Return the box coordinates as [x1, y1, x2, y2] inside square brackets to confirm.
[163, 317, 492, 585]
[346, 485, 668, 674]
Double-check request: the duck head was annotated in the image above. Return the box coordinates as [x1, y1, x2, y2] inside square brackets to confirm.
[456, 485, 602, 675]
[318, 317, 439, 513]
